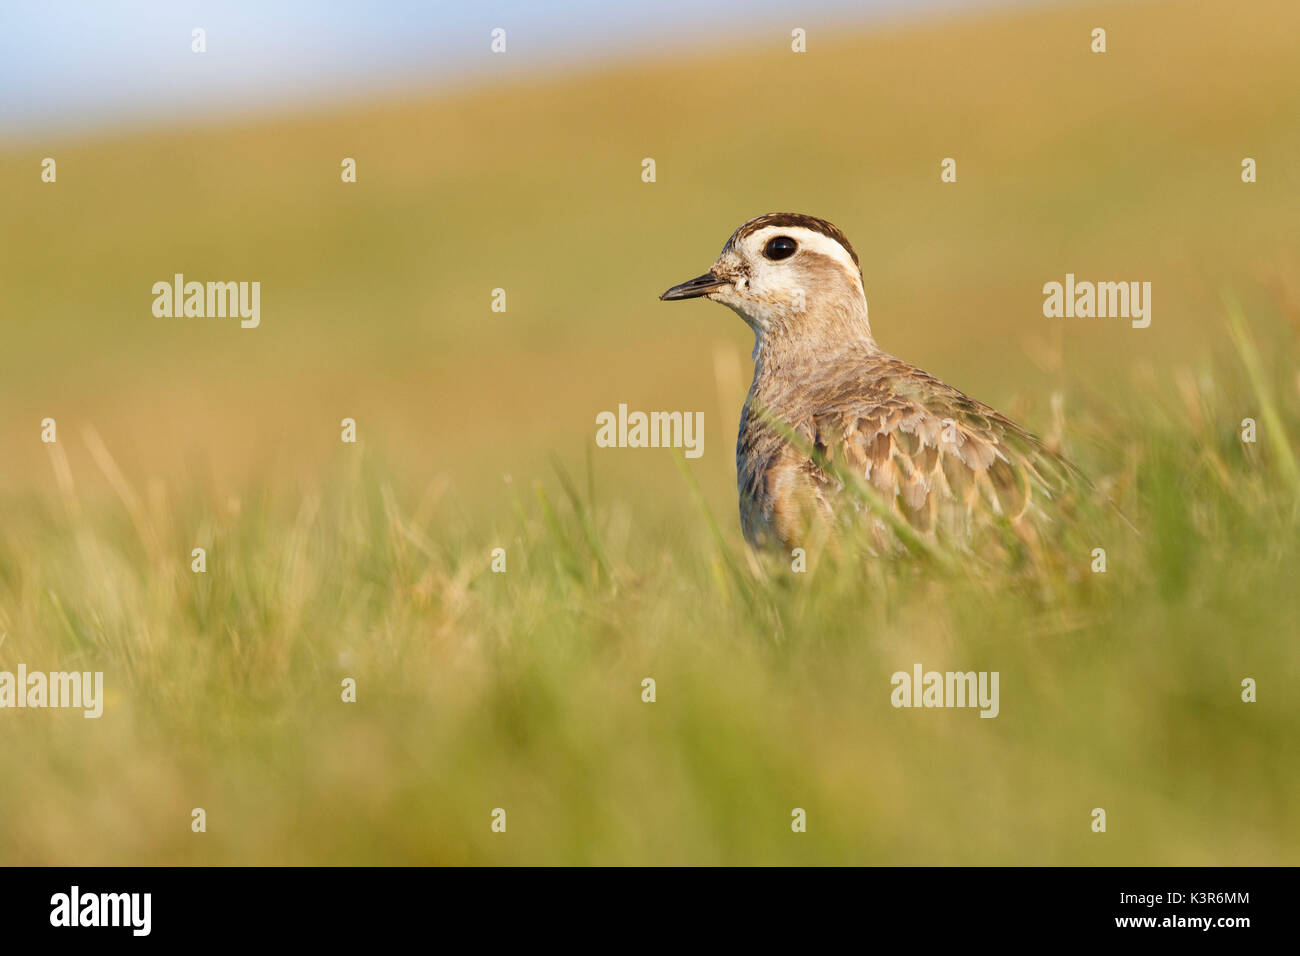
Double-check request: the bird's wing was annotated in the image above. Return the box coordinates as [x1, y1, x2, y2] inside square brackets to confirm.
[799, 356, 1083, 540]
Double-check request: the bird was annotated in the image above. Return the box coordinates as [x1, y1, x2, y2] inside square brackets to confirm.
[659, 212, 1085, 556]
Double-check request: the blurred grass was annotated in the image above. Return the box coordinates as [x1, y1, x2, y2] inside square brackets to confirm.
[1, 0, 1299, 863]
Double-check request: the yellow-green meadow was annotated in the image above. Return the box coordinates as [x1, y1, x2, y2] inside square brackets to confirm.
[1, 0, 1297, 863]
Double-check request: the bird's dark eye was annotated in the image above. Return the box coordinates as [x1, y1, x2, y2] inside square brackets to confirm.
[763, 236, 798, 261]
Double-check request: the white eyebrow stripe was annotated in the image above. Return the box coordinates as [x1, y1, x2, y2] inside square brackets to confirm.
[745, 225, 861, 279]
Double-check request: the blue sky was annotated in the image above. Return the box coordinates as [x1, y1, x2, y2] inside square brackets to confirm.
[0, 0, 1036, 137]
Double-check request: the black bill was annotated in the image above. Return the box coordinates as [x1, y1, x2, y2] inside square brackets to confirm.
[659, 272, 729, 301]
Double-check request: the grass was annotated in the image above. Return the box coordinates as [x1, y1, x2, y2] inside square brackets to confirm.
[1, 0, 1299, 863]
[1, 322, 1297, 864]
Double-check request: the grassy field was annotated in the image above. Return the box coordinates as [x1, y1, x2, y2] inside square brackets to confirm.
[1, 0, 1298, 864]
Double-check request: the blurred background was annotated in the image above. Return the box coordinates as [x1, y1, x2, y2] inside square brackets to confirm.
[1, 0, 1298, 865]
[3, 0, 1296, 504]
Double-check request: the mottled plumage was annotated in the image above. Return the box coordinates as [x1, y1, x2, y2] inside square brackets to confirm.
[662, 212, 1085, 554]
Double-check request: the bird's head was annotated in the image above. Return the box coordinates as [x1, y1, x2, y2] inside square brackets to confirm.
[659, 212, 873, 345]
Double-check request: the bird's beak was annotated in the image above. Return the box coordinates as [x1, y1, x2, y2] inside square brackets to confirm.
[659, 271, 729, 301]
